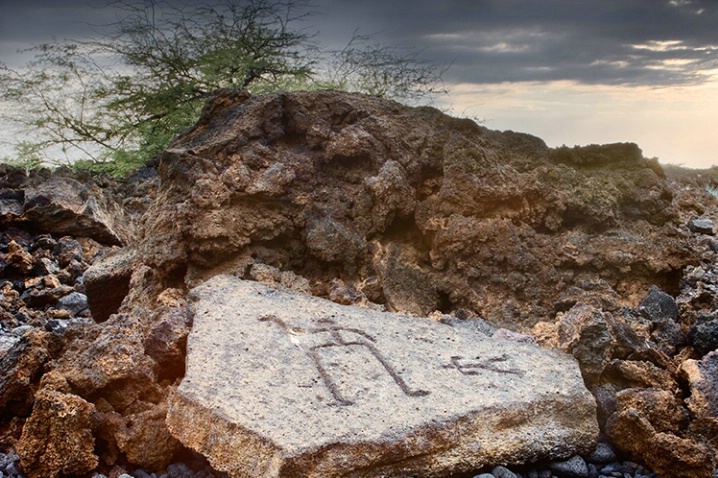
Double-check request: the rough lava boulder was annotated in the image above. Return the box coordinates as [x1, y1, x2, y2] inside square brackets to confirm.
[0, 167, 129, 246]
[135, 90, 693, 331]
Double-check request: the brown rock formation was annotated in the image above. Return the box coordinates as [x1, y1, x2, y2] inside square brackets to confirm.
[16, 380, 99, 478]
[135, 90, 692, 329]
[0, 329, 64, 418]
[606, 389, 716, 478]
[0, 169, 128, 246]
[680, 351, 718, 449]
[114, 401, 182, 471]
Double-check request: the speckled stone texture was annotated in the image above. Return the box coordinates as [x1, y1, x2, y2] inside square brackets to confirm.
[167, 276, 598, 478]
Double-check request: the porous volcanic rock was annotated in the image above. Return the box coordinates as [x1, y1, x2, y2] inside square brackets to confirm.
[0, 168, 127, 246]
[679, 351, 718, 449]
[114, 401, 182, 471]
[606, 389, 716, 478]
[167, 276, 598, 478]
[16, 377, 99, 478]
[52, 314, 155, 398]
[556, 303, 644, 387]
[0, 329, 64, 418]
[136, 90, 693, 330]
[83, 247, 137, 322]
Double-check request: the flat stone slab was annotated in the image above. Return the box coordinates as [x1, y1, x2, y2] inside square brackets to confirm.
[167, 276, 598, 478]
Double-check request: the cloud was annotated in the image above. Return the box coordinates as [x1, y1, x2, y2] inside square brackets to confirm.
[315, 0, 718, 86]
[0, 0, 122, 67]
[2, 0, 718, 87]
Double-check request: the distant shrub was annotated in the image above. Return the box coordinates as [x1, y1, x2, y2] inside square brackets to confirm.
[550, 143, 644, 168]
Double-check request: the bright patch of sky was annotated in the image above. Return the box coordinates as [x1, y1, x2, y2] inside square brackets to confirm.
[442, 80, 718, 168]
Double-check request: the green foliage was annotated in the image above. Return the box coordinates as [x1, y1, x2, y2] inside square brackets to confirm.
[0, 142, 45, 172]
[0, 0, 446, 177]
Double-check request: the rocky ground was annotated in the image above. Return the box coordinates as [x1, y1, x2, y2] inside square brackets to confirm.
[1, 90, 717, 478]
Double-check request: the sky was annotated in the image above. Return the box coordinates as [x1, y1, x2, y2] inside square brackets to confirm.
[1, 0, 717, 168]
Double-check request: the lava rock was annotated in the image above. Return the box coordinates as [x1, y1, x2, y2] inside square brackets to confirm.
[547, 455, 588, 477]
[586, 441, 617, 464]
[558, 304, 618, 387]
[4, 241, 34, 276]
[688, 216, 715, 235]
[83, 248, 136, 323]
[20, 176, 125, 246]
[20, 285, 75, 310]
[638, 286, 678, 323]
[56, 292, 89, 316]
[137, 90, 690, 330]
[492, 465, 519, 478]
[679, 351, 718, 447]
[0, 329, 64, 418]
[54, 237, 84, 268]
[606, 390, 716, 478]
[638, 286, 684, 353]
[44, 319, 69, 335]
[115, 402, 181, 471]
[690, 312, 718, 356]
[53, 318, 155, 398]
[16, 387, 98, 478]
[143, 306, 191, 380]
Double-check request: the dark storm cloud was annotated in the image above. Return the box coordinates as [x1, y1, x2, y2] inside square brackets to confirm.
[0, 0, 123, 67]
[0, 0, 117, 42]
[315, 0, 718, 86]
[2, 0, 718, 86]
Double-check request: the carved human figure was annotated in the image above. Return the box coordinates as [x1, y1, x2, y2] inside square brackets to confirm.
[260, 315, 430, 405]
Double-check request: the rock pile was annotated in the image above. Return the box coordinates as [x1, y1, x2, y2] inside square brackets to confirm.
[1, 91, 717, 478]
[1, 230, 98, 350]
[526, 211, 718, 478]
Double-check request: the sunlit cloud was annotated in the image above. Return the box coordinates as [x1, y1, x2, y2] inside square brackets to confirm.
[589, 60, 631, 69]
[668, 0, 691, 7]
[649, 58, 700, 70]
[668, 0, 707, 15]
[631, 40, 689, 52]
[424, 28, 549, 55]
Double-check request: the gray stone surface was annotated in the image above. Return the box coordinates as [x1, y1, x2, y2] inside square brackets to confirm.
[688, 216, 715, 235]
[492, 465, 518, 478]
[586, 442, 616, 464]
[547, 455, 588, 477]
[167, 276, 598, 478]
[56, 292, 89, 316]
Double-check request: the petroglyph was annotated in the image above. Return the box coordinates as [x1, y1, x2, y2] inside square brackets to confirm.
[447, 354, 525, 377]
[168, 276, 598, 478]
[260, 315, 430, 405]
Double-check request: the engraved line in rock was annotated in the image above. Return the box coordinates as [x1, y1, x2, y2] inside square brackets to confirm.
[260, 315, 430, 406]
[449, 355, 525, 377]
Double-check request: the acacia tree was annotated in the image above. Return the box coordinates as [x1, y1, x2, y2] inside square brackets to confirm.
[0, 0, 446, 176]
[318, 31, 449, 100]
